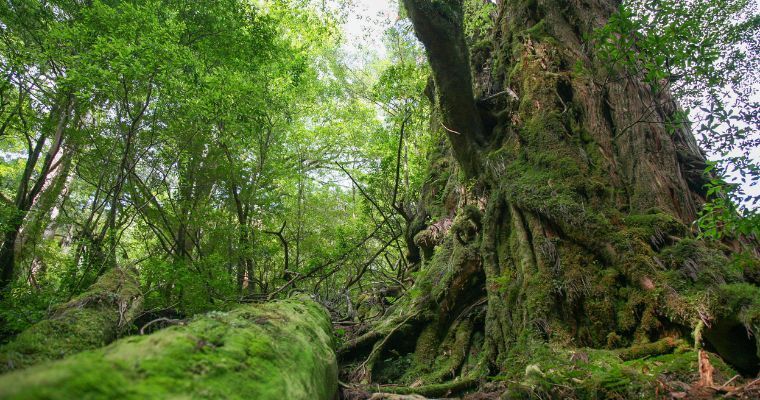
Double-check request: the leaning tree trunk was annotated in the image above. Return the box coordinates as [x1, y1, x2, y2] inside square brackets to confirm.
[342, 0, 760, 396]
[0, 298, 338, 400]
[0, 267, 142, 372]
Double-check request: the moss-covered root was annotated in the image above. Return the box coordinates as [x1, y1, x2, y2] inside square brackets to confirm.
[0, 267, 143, 372]
[617, 337, 686, 361]
[374, 377, 478, 398]
[0, 298, 338, 400]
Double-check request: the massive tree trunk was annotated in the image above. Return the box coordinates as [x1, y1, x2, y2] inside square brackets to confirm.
[0, 299, 338, 400]
[0, 267, 142, 372]
[343, 0, 760, 397]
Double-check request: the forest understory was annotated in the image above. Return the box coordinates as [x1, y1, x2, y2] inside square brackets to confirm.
[0, 0, 758, 399]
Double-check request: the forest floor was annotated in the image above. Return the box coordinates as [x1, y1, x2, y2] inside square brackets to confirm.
[336, 353, 760, 399]
[334, 319, 760, 400]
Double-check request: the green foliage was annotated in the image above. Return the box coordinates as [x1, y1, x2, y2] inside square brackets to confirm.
[463, 0, 496, 40]
[0, 0, 433, 337]
[698, 172, 760, 239]
[0, 281, 57, 334]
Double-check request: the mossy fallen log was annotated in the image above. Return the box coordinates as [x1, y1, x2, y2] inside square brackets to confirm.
[0, 267, 142, 372]
[0, 298, 338, 400]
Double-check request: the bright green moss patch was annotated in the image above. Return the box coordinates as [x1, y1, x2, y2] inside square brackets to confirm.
[498, 340, 737, 399]
[623, 211, 686, 247]
[0, 267, 142, 373]
[0, 298, 338, 400]
[522, 19, 549, 40]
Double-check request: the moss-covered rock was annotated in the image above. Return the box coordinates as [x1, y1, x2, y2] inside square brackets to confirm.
[0, 298, 338, 400]
[0, 267, 142, 372]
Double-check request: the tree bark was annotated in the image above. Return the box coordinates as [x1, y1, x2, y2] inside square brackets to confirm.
[0, 298, 338, 400]
[403, 0, 484, 177]
[22, 146, 76, 286]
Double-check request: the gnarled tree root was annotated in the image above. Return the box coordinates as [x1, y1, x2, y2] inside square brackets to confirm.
[0, 298, 338, 400]
[354, 311, 422, 383]
[339, 307, 425, 359]
[0, 267, 142, 372]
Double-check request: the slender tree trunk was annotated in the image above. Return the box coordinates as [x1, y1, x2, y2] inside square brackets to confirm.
[0, 226, 22, 293]
[25, 148, 76, 286]
[296, 156, 305, 271]
[0, 94, 73, 294]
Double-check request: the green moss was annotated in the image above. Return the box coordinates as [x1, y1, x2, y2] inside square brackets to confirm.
[0, 299, 338, 400]
[375, 377, 477, 397]
[421, 318, 474, 383]
[616, 337, 684, 361]
[430, 0, 458, 19]
[659, 239, 738, 289]
[718, 283, 760, 318]
[715, 283, 760, 347]
[0, 267, 142, 373]
[472, 38, 492, 52]
[412, 324, 440, 369]
[623, 211, 686, 246]
[498, 340, 735, 399]
[625, 349, 737, 383]
[522, 19, 549, 40]
[733, 251, 760, 283]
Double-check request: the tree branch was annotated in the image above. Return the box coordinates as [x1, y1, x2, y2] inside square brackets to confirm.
[403, 0, 483, 177]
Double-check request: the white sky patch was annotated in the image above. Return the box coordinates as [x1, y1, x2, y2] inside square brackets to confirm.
[340, 0, 397, 67]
